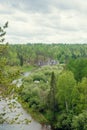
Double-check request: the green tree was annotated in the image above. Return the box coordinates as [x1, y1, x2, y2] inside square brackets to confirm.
[48, 72, 57, 123]
[57, 71, 76, 112]
[66, 58, 87, 81]
[0, 21, 8, 43]
[0, 22, 8, 85]
[77, 77, 87, 110]
[72, 111, 87, 130]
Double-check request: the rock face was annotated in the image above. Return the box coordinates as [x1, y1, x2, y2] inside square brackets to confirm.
[0, 96, 51, 130]
[36, 59, 58, 66]
[0, 96, 31, 124]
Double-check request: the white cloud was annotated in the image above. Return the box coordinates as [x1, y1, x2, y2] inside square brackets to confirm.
[0, 0, 87, 44]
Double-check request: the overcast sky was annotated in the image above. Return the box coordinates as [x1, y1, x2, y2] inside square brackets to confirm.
[0, 0, 87, 44]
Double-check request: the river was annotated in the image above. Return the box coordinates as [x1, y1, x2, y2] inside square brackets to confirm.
[0, 71, 51, 130]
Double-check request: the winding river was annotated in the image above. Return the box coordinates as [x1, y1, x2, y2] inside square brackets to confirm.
[0, 72, 51, 130]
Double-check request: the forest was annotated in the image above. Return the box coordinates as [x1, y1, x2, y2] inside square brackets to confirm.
[0, 23, 87, 130]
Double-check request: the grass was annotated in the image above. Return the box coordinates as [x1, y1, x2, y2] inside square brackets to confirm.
[5, 64, 36, 73]
[21, 65, 36, 72]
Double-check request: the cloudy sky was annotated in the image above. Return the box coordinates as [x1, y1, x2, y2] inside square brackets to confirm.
[0, 0, 87, 44]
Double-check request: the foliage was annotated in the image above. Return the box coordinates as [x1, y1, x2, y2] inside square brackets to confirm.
[57, 71, 76, 112]
[66, 58, 87, 81]
[0, 21, 8, 43]
[47, 72, 57, 124]
[1, 27, 87, 129]
[6, 43, 87, 67]
[0, 22, 9, 86]
[18, 63, 87, 130]
[72, 111, 87, 130]
[0, 22, 20, 96]
[55, 112, 73, 130]
[20, 66, 60, 112]
[19, 65, 87, 130]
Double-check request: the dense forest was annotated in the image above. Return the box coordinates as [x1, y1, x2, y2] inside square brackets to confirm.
[6, 43, 87, 66]
[0, 23, 87, 130]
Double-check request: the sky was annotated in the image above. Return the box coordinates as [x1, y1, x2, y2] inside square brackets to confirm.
[0, 0, 87, 44]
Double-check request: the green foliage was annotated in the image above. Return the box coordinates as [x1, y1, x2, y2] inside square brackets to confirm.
[1, 21, 87, 129]
[47, 72, 57, 123]
[6, 44, 87, 67]
[1, 31, 87, 129]
[0, 23, 9, 86]
[66, 58, 87, 81]
[33, 73, 46, 82]
[18, 64, 87, 130]
[76, 77, 87, 111]
[0, 22, 20, 96]
[57, 71, 76, 112]
[0, 21, 8, 43]
[72, 111, 87, 130]
[55, 112, 73, 130]
[19, 66, 61, 114]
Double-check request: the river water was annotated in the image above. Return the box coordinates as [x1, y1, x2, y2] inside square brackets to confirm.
[0, 71, 51, 130]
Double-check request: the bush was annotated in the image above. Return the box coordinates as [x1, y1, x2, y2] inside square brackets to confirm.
[72, 111, 87, 130]
[55, 112, 73, 130]
[33, 74, 46, 83]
